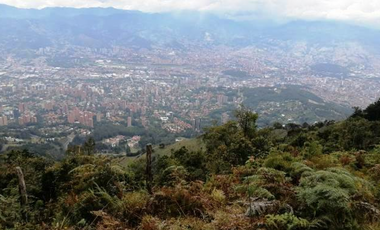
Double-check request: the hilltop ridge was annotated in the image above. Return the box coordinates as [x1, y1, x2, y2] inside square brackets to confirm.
[1, 100, 380, 229]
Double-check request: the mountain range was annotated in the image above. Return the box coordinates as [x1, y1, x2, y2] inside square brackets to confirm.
[1, 4, 380, 53]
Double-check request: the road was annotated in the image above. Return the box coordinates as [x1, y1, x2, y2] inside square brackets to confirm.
[63, 132, 75, 151]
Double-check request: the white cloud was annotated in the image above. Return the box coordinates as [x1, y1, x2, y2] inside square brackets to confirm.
[1, 0, 380, 25]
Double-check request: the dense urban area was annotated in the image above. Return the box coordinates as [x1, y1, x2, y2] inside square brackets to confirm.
[1, 43, 380, 156]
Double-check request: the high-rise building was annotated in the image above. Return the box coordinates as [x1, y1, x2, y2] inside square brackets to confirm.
[18, 103, 25, 113]
[31, 116, 37, 124]
[79, 115, 85, 125]
[127, 116, 132, 127]
[23, 115, 31, 124]
[44, 102, 54, 111]
[217, 95, 223, 106]
[221, 112, 230, 124]
[96, 113, 102, 122]
[88, 118, 94, 128]
[62, 104, 69, 114]
[67, 113, 75, 124]
[194, 118, 202, 131]
[217, 95, 228, 106]
[120, 100, 127, 110]
[73, 107, 80, 119]
[13, 109, 20, 120]
[141, 116, 147, 127]
[3, 116, 8, 126]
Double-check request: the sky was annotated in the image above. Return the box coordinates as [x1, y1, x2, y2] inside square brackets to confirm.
[1, 0, 380, 25]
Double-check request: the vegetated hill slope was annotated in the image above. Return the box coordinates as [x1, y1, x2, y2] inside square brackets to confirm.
[243, 86, 352, 125]
[119, 138, 205, 166]
[153, 138, 205, 157]
[2, 101, 380, 229]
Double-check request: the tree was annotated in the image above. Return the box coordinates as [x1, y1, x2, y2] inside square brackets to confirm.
[234, 105, 258, 138]
[350, 98, 380, 121]
[272, 122, 284, 129]
[172, 147, 207, 181]
[125, 144, 131, 155]
[363, 98, 380, 121]
[83, 137, 96, 155]
[351, 107, 364, 119]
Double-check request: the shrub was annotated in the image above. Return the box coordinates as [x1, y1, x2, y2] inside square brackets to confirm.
[297, 168, 375, 229]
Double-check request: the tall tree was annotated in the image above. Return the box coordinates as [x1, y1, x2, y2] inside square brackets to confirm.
[83, 137, 96, 155]
[234, 105, 258, 138]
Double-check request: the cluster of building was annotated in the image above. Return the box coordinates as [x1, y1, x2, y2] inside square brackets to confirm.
[102, 135, 141, 150]
[1, 41, 380, 153]
[67, 108, 95, 128]
[18, 114, 38, 125]
[103, 135, 127, 148]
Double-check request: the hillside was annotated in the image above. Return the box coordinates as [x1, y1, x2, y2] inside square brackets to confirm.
[152, 138, 205, 157]
[1, 100, 380, 229]
[118, 138, 205, 166]
[243, 86, 352, 125]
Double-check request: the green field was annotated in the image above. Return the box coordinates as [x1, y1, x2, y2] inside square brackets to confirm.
[117, 138, 205, 167]
[153, 138, 205, 157]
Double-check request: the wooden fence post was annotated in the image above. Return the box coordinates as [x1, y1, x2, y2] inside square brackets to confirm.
[146, 144, 153, 194]
[15, 167, 28, 220]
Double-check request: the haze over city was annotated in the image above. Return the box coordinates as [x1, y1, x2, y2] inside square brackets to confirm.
[2, 0, 380, 25]
[2, 1, 380, 229]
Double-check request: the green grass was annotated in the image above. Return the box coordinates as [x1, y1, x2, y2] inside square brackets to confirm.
[116, 138, 205, 167]
[153, 138, 205, 157]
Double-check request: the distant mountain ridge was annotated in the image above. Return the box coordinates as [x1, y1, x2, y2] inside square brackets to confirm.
[0, 4, 126, 19]
[1, 4, 380, 52]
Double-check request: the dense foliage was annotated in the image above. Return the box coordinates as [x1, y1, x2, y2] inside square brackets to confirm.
[1, 103, 380, 229]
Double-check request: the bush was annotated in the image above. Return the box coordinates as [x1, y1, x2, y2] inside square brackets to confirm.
[297, 168, 375, 229]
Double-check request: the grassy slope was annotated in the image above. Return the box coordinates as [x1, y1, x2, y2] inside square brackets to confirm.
[153, 138, 205, 157]
[117, 138, 205, 167]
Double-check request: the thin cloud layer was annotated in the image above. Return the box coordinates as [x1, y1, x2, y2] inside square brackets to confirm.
[1, 0, 380, 24]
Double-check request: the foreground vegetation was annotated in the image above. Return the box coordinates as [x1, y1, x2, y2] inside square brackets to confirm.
[1, 100, 380, 229]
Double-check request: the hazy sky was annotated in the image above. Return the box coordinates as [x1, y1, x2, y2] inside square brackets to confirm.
[1, 0, 380, 24]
